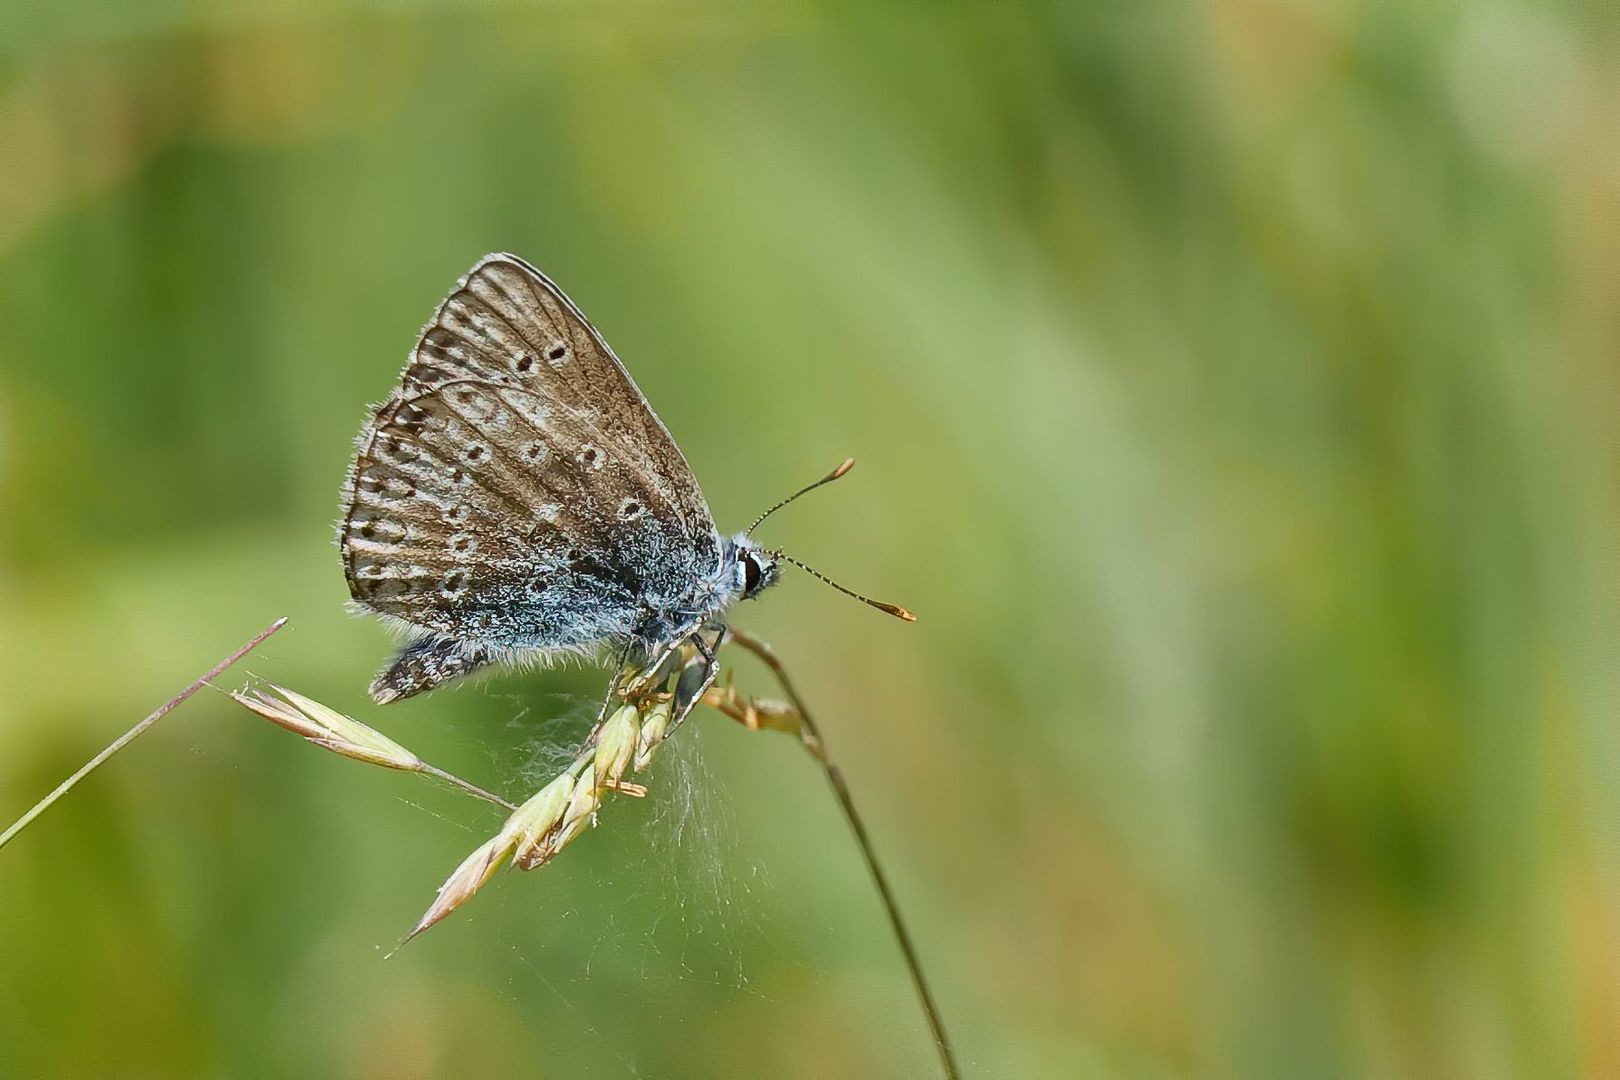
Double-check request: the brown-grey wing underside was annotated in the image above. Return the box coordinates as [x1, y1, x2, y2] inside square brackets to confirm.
[341, 254, 721, 658]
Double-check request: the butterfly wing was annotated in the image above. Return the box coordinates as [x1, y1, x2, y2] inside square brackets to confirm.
[341, 254, 722, 666]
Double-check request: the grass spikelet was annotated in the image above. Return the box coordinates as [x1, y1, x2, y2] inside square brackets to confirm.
[230, 685, 514, 809]
[404, 696, 680, 939]
[233, 684, 421, 770]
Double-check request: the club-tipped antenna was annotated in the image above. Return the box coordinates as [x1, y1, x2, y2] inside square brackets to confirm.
[775, 551, 917, 622]
[747, 457, 856, 535]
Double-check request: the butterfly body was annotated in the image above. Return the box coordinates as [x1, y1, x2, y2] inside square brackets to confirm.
[340, 254, 779, 703]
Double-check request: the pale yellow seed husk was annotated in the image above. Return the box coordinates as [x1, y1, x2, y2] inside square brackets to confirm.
[271, 683, 418, 763]
[633, 702, 671, 771]
[509, 772, 578, 866]
[594, 704, 641, 787]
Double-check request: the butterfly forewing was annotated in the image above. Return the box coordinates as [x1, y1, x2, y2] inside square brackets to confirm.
[408, 256, 708, 533]
[341, 255, 721, 653]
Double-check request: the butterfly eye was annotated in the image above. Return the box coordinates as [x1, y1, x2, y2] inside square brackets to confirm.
[743, 553, 762, 595]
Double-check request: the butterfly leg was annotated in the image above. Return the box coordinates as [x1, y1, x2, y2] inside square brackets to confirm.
[667, 629, 722, 732]
[586, 636, 644, 741]
[370, 634, 493, 704]
[620, 621, 712, 703]
[586, 626, 718, 750]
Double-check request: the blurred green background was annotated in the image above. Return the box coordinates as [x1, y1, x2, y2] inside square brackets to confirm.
[2, 2, 1617, 1077]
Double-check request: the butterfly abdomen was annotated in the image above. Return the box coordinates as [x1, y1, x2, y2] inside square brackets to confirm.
[370, 635, 495, 704]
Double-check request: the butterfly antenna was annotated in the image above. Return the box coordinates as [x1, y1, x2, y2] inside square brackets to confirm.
[747, 458, 856, 535]
[774, 552, 917, 622]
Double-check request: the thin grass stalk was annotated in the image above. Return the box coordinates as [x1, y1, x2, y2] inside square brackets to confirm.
[723, 627, 960, 1080]
[0, 616, 290, 854]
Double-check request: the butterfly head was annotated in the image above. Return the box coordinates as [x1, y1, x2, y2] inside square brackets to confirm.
[727, 534, 782, 601]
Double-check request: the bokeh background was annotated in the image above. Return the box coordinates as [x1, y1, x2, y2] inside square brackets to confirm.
[2, 2, 1618, 1077]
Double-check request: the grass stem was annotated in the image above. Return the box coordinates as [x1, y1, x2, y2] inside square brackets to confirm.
[0, 616, 289, 854]
[725, 627, 960, 1080]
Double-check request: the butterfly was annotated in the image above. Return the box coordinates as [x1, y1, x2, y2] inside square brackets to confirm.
[339, 253, 909, 712]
